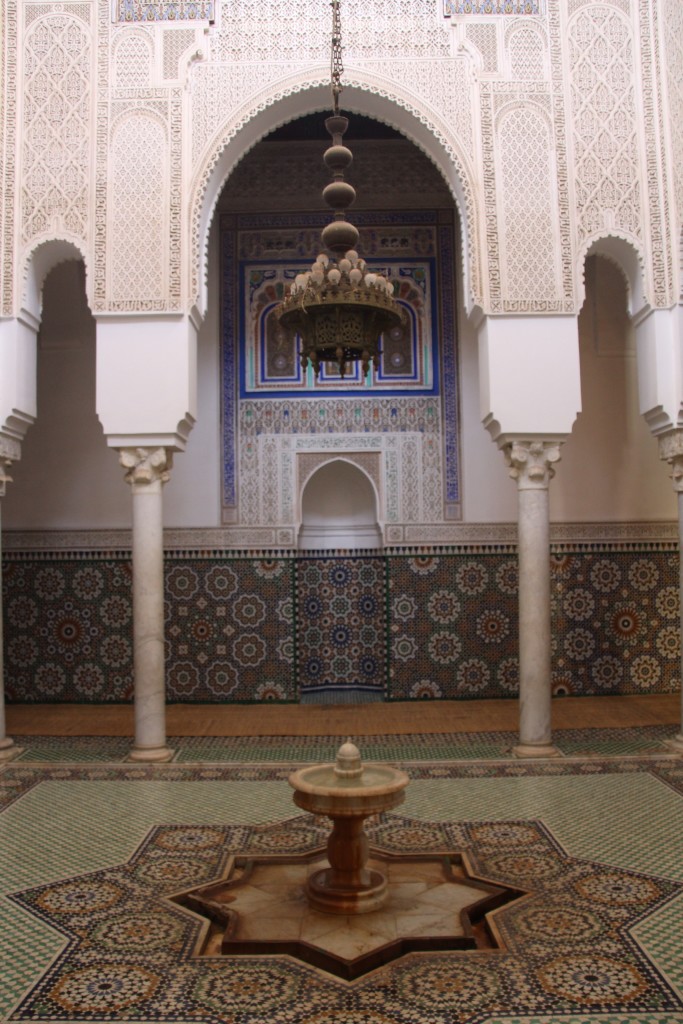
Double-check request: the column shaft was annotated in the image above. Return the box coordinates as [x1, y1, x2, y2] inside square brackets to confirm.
[121, 448, 173, 762]
[517, 485, 552, 749]
[507, 441, 561, 758]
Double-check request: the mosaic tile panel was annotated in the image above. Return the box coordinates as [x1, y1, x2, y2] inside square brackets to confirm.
[551, 549, 681, 697]
[3, 547, 681, 703]
[164, 556, 295, 702]
[6, 800, 683, 1023]
[2, 558, 134, 703]
[297, 556, 388, 697]
[389, 553, 520, 699]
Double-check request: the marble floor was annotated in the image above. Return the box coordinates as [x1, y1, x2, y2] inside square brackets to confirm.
[1, 698, 683, 1023]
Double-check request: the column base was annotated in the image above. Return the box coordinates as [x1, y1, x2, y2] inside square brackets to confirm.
[127, 745, 174, 763]
[0, 737, 23, 761]
[512, 742, 562, 759]
[663, 733, 683, 756]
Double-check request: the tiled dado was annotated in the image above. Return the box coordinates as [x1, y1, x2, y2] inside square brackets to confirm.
[2, 541, 680, 703]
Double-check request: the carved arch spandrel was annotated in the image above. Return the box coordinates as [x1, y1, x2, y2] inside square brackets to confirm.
[188, 70, 481, 320]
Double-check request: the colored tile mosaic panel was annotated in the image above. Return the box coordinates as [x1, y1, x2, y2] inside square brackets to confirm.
[6, 805, 683, 1023]
[116, 0, 214, 21]
[165, 556, 295, 702]
[297, 556, 388, 696]
[3, 547, 681, 704]
[551, 550, 681, 697]
[2, 558, 134, 703]
[388, 553, 520, 699]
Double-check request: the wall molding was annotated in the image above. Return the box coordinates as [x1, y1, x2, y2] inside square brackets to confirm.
[3, 520, 678, 555]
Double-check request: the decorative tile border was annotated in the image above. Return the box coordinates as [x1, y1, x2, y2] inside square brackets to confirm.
[116, 0, 215, 22]
[444, 0, 545, 15]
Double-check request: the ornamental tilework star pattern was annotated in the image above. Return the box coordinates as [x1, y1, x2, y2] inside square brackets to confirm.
[164, 556, 295, 702]
[2, 546, 680, 703]
[297, 556, 388, 697]
[4, 758, 683, 1024]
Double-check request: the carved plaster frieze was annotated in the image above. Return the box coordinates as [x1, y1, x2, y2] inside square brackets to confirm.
[2, 520, 678, 554]
[505, 440, 562, 489]
[119, 446, 173, 487]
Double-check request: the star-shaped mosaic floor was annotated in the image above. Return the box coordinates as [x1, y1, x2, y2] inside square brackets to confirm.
[8, 812, 683, 1022]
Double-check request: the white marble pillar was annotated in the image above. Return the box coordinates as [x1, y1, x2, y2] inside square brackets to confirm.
[506, 441, 562, 758]
[658, 431, 683, 754]
[0, 455, 21, 760]
[120, 447, 173, 762]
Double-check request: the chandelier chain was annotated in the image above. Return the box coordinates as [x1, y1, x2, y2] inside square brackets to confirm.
[330, 0, 344, 114]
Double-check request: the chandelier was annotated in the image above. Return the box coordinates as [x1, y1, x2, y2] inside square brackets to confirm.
[275, 0, 404, 381]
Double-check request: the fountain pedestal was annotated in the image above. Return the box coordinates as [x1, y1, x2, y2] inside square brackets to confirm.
[289, 740, 409, 914]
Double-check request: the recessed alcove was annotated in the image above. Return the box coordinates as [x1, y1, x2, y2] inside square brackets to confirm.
[298, 459, 383, 551]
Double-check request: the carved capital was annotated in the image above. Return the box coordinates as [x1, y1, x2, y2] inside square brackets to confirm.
[658, 430, 683, 494]
[119, 447, 173, 488]
[505, 441, 562, 490]
[0, 458, 13, 499]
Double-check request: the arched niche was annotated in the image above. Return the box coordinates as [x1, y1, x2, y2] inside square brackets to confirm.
[298, 460, 382, 551]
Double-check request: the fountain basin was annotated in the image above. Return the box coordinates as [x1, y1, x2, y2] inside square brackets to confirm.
[289, 740, 409, 914]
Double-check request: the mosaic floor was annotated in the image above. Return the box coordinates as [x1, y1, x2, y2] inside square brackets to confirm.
[2, 744, 683, 1023]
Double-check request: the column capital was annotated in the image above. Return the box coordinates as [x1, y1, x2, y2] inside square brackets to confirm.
[119, 446, 173, 489]
[0, 450, 15, 499]
[505, 440, 562, 490]
[658, 429, 683, 493]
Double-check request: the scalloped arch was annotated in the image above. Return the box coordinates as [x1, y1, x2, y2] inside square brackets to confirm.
[577, 232, 647, 316]
[189, 69, 480, 318]
[20, 237, 90, 322]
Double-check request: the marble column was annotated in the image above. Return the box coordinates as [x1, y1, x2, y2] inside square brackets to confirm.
[0, 456, 20, 760]
[506, 441, 562, 758]
[658, 431, 683, 754]
[120, 447, 173, 762]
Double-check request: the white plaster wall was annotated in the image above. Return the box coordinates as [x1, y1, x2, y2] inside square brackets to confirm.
[550, 257, 675, 522]
[3, 262, 129, 529]
[2, 229, 675, 533]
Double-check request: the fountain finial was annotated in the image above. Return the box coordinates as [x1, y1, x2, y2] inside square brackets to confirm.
[334, 738, 363, 779]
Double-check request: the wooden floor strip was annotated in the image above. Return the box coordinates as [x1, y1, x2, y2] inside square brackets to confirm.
[5, 693, 679, 737]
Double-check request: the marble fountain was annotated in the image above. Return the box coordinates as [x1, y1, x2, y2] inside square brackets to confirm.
[171, 741, 520, 980]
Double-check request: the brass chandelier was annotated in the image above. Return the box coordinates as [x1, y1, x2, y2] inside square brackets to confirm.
[275, 0, 404, 381]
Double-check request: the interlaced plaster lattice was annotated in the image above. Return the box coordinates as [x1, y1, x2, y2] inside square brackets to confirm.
[110, 113, 166, 304]
[237, 398, 444, 531]
[507, 24, 547, 79]
[21, 14, 92, 247]
[497, 104, 559, 302]
[1, 0, 18, 312]
[637, 0, 675, 307]
[113, 31, 153, 89]
[162, 28, 196, 80]
[568, 7, 641, 247]
[662, 0, 683, 241]
[464, 22, 499, 74]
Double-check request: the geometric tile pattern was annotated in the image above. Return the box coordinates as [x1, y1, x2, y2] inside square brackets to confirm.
[9, 725, 680, 763]
[2, 757, 683, 1022]
[389, 553, 519, 699]
[164, 556, 295, 702]
[3, 548, 680, 703]
[7, 809, 683, 1021]
[297, 556, 387, 697]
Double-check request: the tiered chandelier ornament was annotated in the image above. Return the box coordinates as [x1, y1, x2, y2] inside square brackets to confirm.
[275, 0, 404, 380]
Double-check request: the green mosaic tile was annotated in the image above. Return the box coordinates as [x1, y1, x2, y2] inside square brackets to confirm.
[402, 772, 683, 880]
[15, 736, 133, 762]
[632, 891, 683, 1000]
[555, 726, 674, 757]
